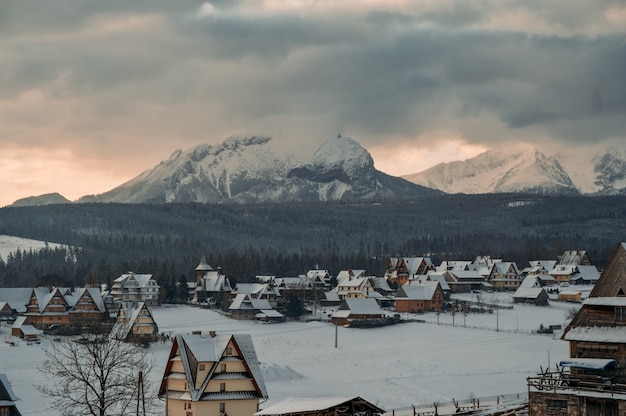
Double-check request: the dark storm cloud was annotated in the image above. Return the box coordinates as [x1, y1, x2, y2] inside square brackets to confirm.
[1, 0, 624, 155]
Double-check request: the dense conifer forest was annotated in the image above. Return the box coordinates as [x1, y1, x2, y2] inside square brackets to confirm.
[1, 194, 624, 295]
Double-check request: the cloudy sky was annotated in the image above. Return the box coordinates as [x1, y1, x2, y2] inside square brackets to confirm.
[1, 0, 625, 206]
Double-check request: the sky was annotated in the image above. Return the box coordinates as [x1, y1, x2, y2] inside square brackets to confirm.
[1, 0, 625, 206]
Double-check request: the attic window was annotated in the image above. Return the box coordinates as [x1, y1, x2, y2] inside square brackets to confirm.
[618, 289, 626, 297]
[226, 347, 232, 355]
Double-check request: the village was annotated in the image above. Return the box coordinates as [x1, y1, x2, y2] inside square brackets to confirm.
[1, 242, 626, 416]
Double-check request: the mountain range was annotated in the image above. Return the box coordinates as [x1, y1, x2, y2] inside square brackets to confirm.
[403, 145, 626, 196]
[75, 135, 437, 204]
[10, 136, 626, 206]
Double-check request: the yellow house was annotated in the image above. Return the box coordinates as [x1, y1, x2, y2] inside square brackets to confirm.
[159, 332, 268, 416]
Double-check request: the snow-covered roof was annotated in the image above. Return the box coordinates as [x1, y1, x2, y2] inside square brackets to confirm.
[337, 298, 383, 315]
[323, 292, 340, 302]
[584, 297, 626, 307]
[396, 282, 439, 301]
[564, 326, 626, 343]
[573, 265, 600, 281]
[0, 373, 20, 402]
[255, 310, 284, 319]
[195, 255, 213, 271]
[256, 397, 367, 415]
[0, 288, 31, 313]
[513, 287, 545, 299]
[519, 275, 541, 289]
[559, 358, 616, 370]
[11, 316, 26, 328]
[448, 270, 484, 280]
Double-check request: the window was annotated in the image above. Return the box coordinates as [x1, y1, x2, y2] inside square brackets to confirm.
[199, 364, 205, 371]
[220, 383, 225, 392]
[220, 403, 225, 412]
[546, 400, 567, 410]
[226, 347, 232, 355]
[221, 364, 226, 372]
[616, 307, 626, 322]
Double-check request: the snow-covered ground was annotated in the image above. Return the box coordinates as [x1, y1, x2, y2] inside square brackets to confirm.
[0, 235, 67, 261]
[0, 299, 576, 415]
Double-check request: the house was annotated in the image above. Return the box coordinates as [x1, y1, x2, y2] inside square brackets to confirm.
[443, 270, 490, 293]
[0, 288, 31, 315]
[229, 294, 284, 321]
[11, 316, 39, 340]
[306, 269, 331, 291]
[194, 257, 232, 309]
[487, 262, 521, 291]
[24, 287, 106, 330]
[394, 281, 444, 313]
[331, 298, 385, 326]
[234, 283, 281, 309]
[570, 265, 601, 285]
[66, 287, 107, 324]
[512, 276, 549, 306]
[254, 396, 384, 416]
[420, 273, 451, 300]
[558, 289, 583, 303]
[158, 332, 268, 416]
[548, 265, 577, 285]
[522, 260, 557, 277]
[334, 271, 375, 299]
[111, 302, 159, 341]
[527, 242, 626, 416]
[110, 272, 160, 306]
[0, 374, 22, 416]
[557, 249, 592, 266]
[24, 287, 72, 329]
[385, 257, 435, 286]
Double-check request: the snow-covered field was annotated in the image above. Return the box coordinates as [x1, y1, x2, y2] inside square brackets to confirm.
[0, 300, 575, 415]
[0, 235, 67, 261]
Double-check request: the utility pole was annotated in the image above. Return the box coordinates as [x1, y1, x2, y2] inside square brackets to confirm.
[334, 324, 338, 348]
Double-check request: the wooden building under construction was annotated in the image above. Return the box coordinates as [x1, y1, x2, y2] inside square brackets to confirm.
[528, 242, 626, 416]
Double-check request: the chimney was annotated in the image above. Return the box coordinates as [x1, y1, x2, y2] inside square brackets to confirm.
[209, 330, 216, 338]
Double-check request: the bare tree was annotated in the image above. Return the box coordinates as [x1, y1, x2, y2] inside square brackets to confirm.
[38, 326, 156, 416]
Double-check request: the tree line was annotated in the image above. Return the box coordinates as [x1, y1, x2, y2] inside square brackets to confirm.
[0, 194, 624, 291]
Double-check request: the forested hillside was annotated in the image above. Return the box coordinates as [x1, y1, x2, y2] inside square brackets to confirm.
[1, 194, 624, 292]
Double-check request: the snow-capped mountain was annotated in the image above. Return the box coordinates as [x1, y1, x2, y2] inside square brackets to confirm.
[591, 151, 626, 195]
[404, 145, 626, 195]
[77, 135, 437, 204]
[403, 146, 580, 195]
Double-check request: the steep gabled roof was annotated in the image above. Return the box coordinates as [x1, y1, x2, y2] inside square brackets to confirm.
[159, 333, 267, 401]
[564, 242, 626, 335]
[588, 243, 626, 298]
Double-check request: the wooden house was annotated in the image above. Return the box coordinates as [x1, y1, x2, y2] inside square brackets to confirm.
[25, 287, 71, 329]
[331, 298, 385, 326]
[254, 396, 384, 416]
[159, 332, 268, 416]
[443, 270, 490, 293]
[528, 242, 626, 416]
[229, 294, 284, 321]
[0, 373, 22, 416]
[111, 302, 159, 341]
[512, 276, 549, 306]
[385, 257, 435, 287]
[487, 262, 521, 291]
[194, 257, 232, 309]
[558, 289, 583, 303]
[394, 281, 444, 313]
